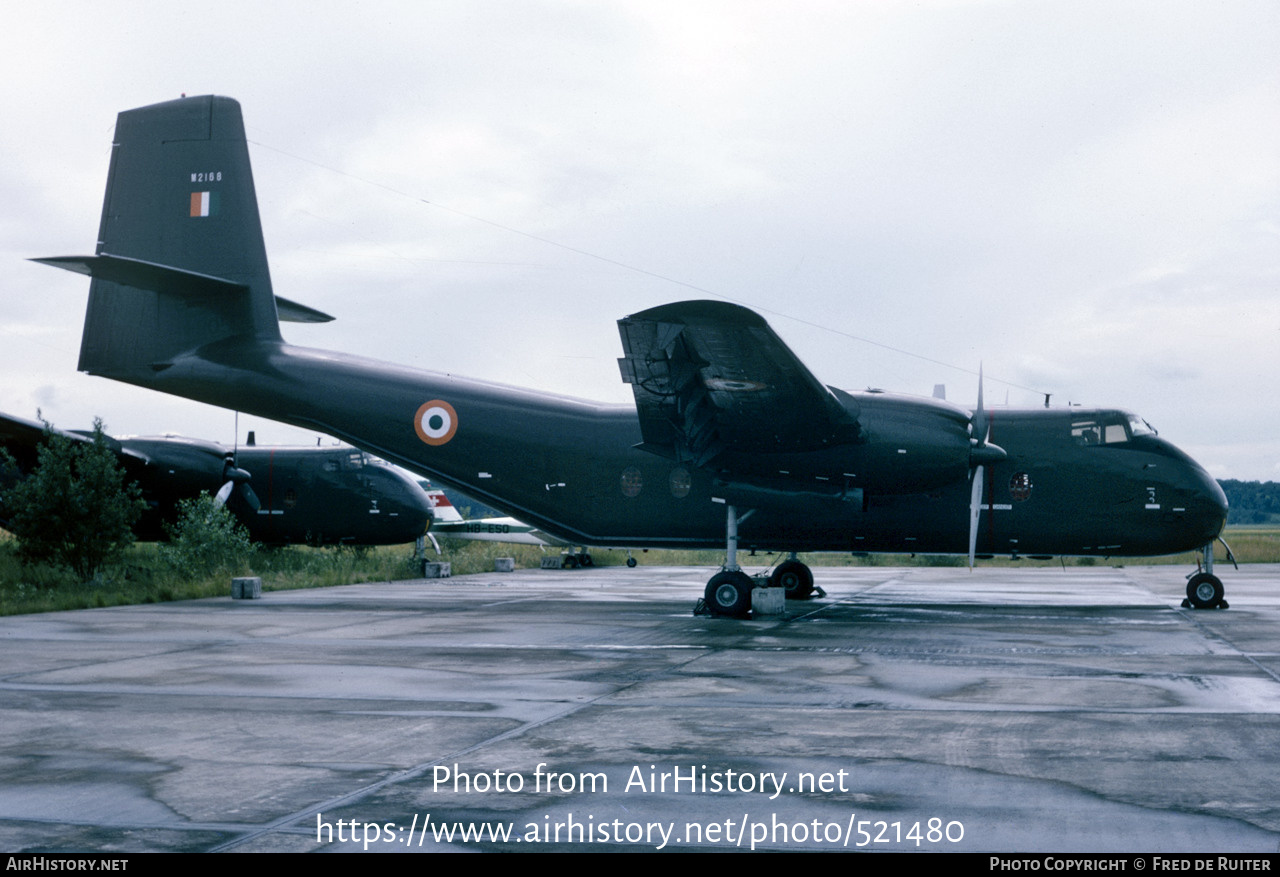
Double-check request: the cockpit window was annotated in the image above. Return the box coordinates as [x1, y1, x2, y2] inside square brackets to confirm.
[325, 451, 369, 471]
[1072, 413, 1133, 445]
[1127, 414, 1156, 436]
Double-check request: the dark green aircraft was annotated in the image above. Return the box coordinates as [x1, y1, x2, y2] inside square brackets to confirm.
[35, 95, 1229, 616]
[0, 411, 433, 547]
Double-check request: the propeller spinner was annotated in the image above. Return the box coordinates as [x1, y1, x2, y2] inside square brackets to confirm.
[214, 452, 260, 511]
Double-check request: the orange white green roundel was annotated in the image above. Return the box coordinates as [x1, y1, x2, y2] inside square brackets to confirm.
[414, 400, 458, 446]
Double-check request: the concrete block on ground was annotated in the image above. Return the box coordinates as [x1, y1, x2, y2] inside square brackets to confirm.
[231, 577, 261, 600]
[752, 586, 786, 615]
[422, 561, 451, 578]
[494, 557, 515, 573]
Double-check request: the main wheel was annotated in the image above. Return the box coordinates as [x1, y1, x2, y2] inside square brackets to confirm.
[704, 571, 754, 618]
[1185, 573, 1224, 609]
[561, 554, 580, 569]
[626, 557, 638, 568]
[578, 552, 593, 567]
[770, 559, 814, 600]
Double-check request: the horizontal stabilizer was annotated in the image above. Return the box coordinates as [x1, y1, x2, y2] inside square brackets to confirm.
[36, 254, 334, 323]
[274, 296, 335, 324]
[35, 254, 246, 297]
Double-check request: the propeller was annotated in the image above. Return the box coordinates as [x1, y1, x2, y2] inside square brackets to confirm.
[968, 365, 1007, 568]
[213, 450, 261, 512]
[968, 464, 984, 568]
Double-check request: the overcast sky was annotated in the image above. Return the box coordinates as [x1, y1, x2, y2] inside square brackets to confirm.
[1, 1, 1277, 480]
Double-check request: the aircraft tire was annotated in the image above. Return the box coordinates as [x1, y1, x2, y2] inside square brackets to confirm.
[626, 557, 638, 568]
[562, 555, 580, 570]
[1185, 573, 1224, 609]
[705, 571, 754, 618]
[579, 552, 593, 567]
[771, 559, 815, 600]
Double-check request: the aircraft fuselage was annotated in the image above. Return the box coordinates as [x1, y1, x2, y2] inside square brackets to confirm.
[116, 337, 1226, 559]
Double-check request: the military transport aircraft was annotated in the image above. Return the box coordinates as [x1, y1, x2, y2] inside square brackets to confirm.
[34, 95, 1230, 616]
[0, 411, 432, 546]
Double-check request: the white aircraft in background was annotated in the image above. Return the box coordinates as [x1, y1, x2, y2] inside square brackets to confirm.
[423, 489, 632, 567]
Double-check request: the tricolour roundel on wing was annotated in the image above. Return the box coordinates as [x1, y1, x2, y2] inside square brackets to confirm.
[414, 400, 458, 446]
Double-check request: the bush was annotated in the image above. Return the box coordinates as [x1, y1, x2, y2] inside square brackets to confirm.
[1, 419, 145, 582]
[161, 493, 256, 577]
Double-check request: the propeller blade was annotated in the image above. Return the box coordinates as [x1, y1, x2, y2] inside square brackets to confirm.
[967, 365, 1004, 568]
[237, 482, 262, 513]
[968, 363, 1007, 466]
[214, 480, 234, 506]
[973, 363, 987, 446]
[969, 465, 984, 569]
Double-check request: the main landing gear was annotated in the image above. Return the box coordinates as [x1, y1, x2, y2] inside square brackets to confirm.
[704, 569, 755, 617]
[1182, 540, 1233, 610]
[561, 550, 593, 569]
[696, 509, 824, 617]
[770, 554, 816, 600]
[700, 504, 757, 618]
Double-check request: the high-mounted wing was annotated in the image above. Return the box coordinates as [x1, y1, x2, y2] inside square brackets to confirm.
[617, 300, 859, 467]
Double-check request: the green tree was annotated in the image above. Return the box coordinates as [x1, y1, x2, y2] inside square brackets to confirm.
[161, 492, 256, 577]
[2, 419, 146, 582]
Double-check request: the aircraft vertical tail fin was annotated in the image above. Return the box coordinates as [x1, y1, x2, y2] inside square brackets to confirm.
[35, 95, 283, 379]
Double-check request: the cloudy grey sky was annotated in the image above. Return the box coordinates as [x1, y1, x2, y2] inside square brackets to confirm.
[2, 1, 1277, 479]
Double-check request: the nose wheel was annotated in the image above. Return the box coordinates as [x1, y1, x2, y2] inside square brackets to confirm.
[1181, 542, 1229, 610]
[1183, 573, 1226, 610]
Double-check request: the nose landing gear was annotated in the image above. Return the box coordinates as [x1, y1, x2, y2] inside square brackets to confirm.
[1182, 540, 1232, 610]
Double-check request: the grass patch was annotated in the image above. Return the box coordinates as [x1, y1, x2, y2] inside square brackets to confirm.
[0, 539, 424, 616]
[1, 526, 1275, 617]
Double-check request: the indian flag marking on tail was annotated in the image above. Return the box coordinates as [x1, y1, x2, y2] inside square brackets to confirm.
[188, 191, 219, 217]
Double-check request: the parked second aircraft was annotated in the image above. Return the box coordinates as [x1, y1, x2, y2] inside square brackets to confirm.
[0, 412, 432, 546]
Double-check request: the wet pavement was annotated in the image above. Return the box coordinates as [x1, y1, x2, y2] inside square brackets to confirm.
[1, 563, 1278, 852]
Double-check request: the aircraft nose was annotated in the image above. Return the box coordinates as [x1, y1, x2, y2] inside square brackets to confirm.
[1188, 467, 1228, 544]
